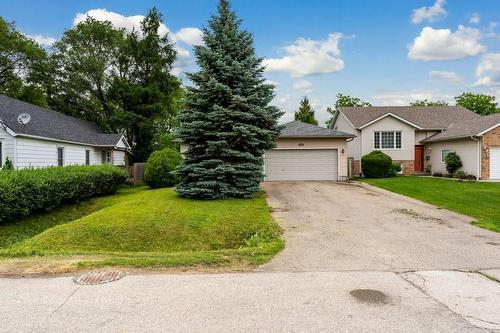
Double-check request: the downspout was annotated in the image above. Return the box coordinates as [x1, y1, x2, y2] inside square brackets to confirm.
[470, 136, 481, 179]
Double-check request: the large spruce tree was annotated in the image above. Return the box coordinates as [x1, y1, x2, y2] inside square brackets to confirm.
[175, 0, 282, 199]
[294, 96, 318, 125]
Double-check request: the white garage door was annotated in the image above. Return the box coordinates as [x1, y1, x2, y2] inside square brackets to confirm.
[490, 147, 500, 180]
[264, 149, 338, 181]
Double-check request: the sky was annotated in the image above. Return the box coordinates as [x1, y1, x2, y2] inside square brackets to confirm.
[2, 0, 500, 125]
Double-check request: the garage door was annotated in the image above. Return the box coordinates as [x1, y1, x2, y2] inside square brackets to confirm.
[264, 149, 338, 181]
[490, 147, 500, 179]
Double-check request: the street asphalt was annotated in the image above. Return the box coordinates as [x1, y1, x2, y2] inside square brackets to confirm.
[1, 181, 499, 332]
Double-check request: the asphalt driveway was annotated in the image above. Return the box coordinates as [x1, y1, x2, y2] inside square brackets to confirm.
[260, 181, 500, 272]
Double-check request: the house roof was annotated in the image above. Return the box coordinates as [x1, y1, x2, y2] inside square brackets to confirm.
[280, 120, 355, 138]
[0, 95, 126, 147]
[422, 113, 500, 143]
[338, 106, 480, 130]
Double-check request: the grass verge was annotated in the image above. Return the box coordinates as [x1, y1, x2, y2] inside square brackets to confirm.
[361, 176, 500, 232]
[0, 187, 283, 273]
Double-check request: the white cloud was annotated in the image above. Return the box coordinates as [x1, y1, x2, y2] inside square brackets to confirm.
[408, 25, 485, 61]
[474, 53, 500, 87]
[469, 12, 481, 25]
[263, 33, 345, 77]
[372, 91, 453, 106]
[263, 79, 279, 88]
[73, 8, 203, 78]
[411, 0, 447, 24]
[173, 27, 203, 46]
[293, 79, 314, 93]
[429, 70, 463, 83]
[26, 34, 56, 47]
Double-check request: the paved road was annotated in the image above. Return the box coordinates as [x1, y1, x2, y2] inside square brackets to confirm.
[2, 181, 500, 332]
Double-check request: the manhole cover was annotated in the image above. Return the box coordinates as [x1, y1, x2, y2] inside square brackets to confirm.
[349, 289, 389, 304]
[73, 270, 126, 285]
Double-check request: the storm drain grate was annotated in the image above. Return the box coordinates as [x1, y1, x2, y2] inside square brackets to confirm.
[73, 270, 126, 285]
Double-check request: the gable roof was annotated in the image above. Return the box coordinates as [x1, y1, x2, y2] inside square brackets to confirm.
[0, 95, 126, 147]
[338, 106, 480, 130]
[422, 113, 500, 143]
[280, 120, 355, 138]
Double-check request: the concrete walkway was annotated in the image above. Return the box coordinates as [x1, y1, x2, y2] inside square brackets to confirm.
[2, 181, 500, 332]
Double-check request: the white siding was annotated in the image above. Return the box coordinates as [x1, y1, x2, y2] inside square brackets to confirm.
[426, 139, 480, 176]
[112, 150, 126, 166]
[415, 130, 440, 144]
[361, 116, 415, 161]
[15, 137, 111, 169]
[0, 126, 16, 167]
[333, 112, 361, 160]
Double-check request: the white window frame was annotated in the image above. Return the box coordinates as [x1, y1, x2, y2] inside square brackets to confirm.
[57, 146, 65, 167]
[102, 150, 112, 164]
[373, 131, 402, 150]
[441, 149, 453, 163]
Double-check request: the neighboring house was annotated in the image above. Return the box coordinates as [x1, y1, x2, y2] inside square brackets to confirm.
[421, 113, 500, 180]
[0, 95, 130, 169]
[264, 121, 355, 181]
[332, 106, 500, 179]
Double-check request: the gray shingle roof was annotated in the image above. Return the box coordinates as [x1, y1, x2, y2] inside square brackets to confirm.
[422, 113, 500, 143]
[0, 95, 124, 147]
[280, 120, 355, 138]
[338, 106, 480, 130]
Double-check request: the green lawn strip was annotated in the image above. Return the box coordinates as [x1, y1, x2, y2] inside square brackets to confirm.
[0, 186, 147, 249]
[361, 176, 500, 232]
[1, 187, 283, 270]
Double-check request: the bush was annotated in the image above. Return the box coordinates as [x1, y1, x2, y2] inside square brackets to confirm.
[445, 152, 462, 175]
[453, 170, 466, 179]
[432, 172, 443, 177]
[388, 163, 402, 177]
[144, 148, 182, 188]
[2, 157, 14, 171]
[0, 165, 127, 224]
[361, 151, 393, 178]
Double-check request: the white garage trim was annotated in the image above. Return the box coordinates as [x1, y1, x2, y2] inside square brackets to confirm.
[490, 147, 500, 180]
[264, 148, 340, 181]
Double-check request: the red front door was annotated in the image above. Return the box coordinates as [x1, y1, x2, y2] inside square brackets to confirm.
[414, 145, 424, 172]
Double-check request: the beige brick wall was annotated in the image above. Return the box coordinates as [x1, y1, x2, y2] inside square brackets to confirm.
[481, 126, 500, 179]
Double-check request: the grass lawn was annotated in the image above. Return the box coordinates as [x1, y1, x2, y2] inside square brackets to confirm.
[0, 187, 283, 274]
[361, 176, 500, 232]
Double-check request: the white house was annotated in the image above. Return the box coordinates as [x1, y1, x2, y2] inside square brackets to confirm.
[0, 95, 130, 169]
[331, 106, 500, 179]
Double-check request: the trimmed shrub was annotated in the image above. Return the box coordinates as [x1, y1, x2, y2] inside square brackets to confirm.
[361, 151, 393, 178]
[144, 148, 182, 188]
[0, 165, 127, 224]
[445, 152, 462, 175]
[388, 163, 402, 177]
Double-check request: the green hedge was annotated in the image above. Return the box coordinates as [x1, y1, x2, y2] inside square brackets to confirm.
[0, 165, 128, 223]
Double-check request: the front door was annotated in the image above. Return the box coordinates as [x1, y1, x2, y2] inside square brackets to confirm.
[414, 145, 424, 172]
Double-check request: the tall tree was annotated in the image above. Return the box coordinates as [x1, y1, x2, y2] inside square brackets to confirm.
[455, 92, 498, 115]
[49, 17, 124, 126]
[411, 99, 448, 106]
[110, 8, 180, 162]
[0, 17, 48, 106]
[294, 96, 318, 125]
[175, 0, 282, 199]
[326, 93, 371, 127]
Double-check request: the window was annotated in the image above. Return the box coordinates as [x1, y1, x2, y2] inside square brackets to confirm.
[441, 149, 452, 163]
[0, 141, 3, 168]
[85, 150, 90, 165]
[374, 131, 402, 149]
[57, 147, 64, 166]
[101, 150, 111, 164]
